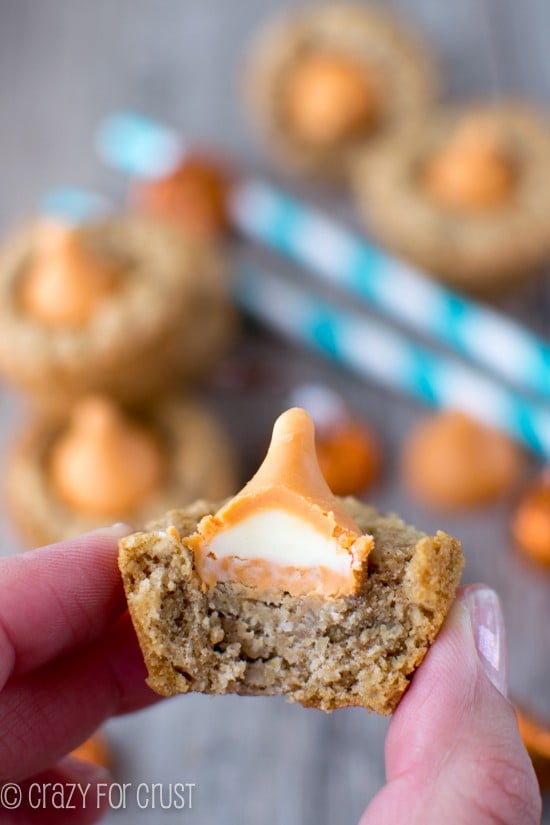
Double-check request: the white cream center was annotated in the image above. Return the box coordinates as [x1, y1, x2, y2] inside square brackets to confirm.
[207, 509, 353, 574]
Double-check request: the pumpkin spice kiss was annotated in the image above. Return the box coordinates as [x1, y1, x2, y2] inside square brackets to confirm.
[186, 408, 373, 598]
[20, 221, 119, 327]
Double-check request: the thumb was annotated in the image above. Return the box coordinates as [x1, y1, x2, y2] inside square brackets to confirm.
[360, 585, 541, 825]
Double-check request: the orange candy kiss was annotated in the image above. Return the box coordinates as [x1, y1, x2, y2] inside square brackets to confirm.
[70, 732, 110, 770]
[21, 223, 118, 327]
[50, 397, 166, 517]
[284, 51, 379, 147]
[512, 473, 550, 567]
[425, 119, 515, 211]
[186, 408, 373, 598]
[402, 411, 524, 510]
[133, 154, 230, 240]
[316, 420, 381, 497]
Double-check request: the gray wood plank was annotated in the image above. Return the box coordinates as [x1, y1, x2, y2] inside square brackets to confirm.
[1, 1, 550, 823]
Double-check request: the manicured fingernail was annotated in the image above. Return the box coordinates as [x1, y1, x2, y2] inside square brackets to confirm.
[111, 522, 133, 534]
[464, 585, 508, 698]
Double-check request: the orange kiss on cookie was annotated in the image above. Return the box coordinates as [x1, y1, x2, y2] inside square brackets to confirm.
[50, 397, 165, 517]
[186, 408, 373, 597]
[284, 51, 379, 147]
[20, 223, 119, 327]
[424, 119, 515, 211]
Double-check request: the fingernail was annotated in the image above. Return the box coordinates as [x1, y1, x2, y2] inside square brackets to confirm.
[464, 585, 508, 698]
[89, 523, 133, 539]
[110, 522, 133, 535]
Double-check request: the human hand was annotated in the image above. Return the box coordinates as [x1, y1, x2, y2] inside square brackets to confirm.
[0, 526, 158, 824]
[0, 531, 541, 825]
[360, 585, 542, 825]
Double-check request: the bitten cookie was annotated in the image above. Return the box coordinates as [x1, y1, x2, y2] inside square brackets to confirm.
[119, 409, 463, 715]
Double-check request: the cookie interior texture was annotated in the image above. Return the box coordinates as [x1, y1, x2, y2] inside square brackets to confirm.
[119, 498, 463, 715]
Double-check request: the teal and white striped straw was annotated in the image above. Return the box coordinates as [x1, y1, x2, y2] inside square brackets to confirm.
[96, 112, 185, 179]
[40, 188, 112, 224]
[40, 181, 550, 457]
[234, 266, 550, 458]
[231, 181, 550, 400]
[97, 111, 550, 402]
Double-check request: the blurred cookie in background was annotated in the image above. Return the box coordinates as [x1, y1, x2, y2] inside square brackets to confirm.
[7, 395, 237, 547]
[245, 3, 436, 180]
[401, 410, 526, 510]
[353, 105, 550, 294]
[0, 216, 235, 407]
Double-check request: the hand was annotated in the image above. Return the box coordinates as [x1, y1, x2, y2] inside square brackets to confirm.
[360, 585, 542, 825]
[0, 532, 541, 825]
[0, 526, 157, 824]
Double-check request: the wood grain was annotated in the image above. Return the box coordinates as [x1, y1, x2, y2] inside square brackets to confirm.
[0, 1, 549, 822]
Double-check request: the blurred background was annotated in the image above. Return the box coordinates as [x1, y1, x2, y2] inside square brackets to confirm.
[1, 0, 550, 822]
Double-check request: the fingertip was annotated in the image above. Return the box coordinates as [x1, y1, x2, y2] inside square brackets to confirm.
[385, 587, 497, 776]
[0, 525, 134, 680]
[365, 588, 541, 824]
[79, 522, 134, 542]
[29, 523, 133, 560]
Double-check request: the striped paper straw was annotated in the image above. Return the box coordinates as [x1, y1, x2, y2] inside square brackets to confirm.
[97, 111, 550, 402]
[231, 179, 550, 400]
[40, 188, 112, 224]
[233, 266, 550, 458]
[40, 183, 550, 457]
[96, 112, 184, 180]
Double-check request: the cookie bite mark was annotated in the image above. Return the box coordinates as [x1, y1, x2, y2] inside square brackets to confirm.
[424, 118, 516, 211]
[283, 51, 379, 147]
[186, 408, 373, 597]
[49, 396, 166, 517]
[20, 222, 119, 327]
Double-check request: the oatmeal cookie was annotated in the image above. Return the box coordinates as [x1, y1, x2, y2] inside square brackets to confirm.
[353, 105, 550, 293]
[0, 216, 235, 406]
[245, 3, 436, 180]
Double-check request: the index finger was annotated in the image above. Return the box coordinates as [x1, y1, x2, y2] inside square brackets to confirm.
[0, 525, 130, 689]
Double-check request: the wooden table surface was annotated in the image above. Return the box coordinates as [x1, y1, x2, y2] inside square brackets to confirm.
[1, 1, 550, 822]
